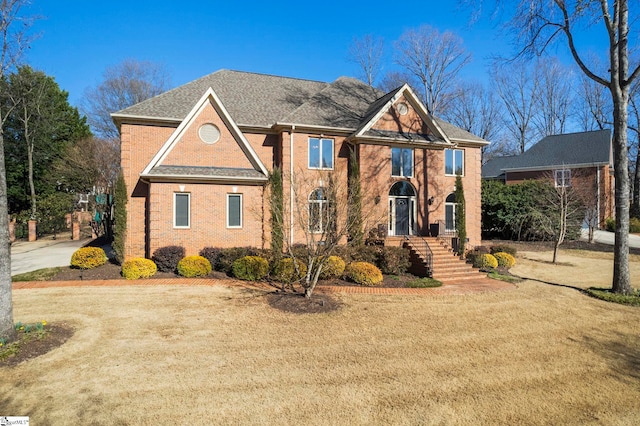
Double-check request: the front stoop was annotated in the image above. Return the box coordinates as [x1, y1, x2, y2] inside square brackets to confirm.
[395, 236, 488, 284]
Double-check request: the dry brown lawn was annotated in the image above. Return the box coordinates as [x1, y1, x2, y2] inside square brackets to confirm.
[2, 248, 640, 425]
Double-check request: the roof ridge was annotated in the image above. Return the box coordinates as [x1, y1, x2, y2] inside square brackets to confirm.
[223, 69, 328, 85]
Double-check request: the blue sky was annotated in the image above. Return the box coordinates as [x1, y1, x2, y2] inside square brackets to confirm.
[25, 1, 604, 108]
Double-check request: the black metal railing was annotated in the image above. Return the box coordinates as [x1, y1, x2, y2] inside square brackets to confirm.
[436, 220, 459, 254]
[404, 234, 433, 277]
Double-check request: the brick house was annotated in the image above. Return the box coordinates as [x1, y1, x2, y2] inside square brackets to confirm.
[482, 129, 615, 226]
[113, 70, 489, 263]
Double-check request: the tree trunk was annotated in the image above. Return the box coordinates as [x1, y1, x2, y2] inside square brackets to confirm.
[633, 148, 640, 217]
[611, 94, 632, 294]
[27, 141, 36, 218]
[0, 126, 16, 342]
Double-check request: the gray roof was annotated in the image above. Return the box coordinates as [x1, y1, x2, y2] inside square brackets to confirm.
[145, 165, 266, 181]
[481, 155, 519, 179]
[114, 69, 488, 144]
[115, 70, 328, 127]
[482, 129, 612, 178]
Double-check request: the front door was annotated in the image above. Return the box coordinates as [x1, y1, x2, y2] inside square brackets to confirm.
[395, 198, 410, 235]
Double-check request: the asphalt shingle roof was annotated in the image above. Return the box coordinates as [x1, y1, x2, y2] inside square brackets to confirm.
[114, 69, 489, 144]
[147, 165, 266, 180]
[482, 129, 612, 178]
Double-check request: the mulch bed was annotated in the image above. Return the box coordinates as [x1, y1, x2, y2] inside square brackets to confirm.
[0, 323, 74, 367]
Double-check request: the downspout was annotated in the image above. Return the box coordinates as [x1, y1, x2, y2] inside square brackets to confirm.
[597, 167, 601, 228]
[290, 126, 295, 246]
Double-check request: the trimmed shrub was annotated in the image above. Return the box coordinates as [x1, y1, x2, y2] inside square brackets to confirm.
[465, 246, 490, 266]
[474, 253, 498, 270]
[631, 217, 640, 233]
[199, 247, 222, 270]
[345, 261, 383, 286]
[376, 246, 410, 275]
[232, 256, 269, 281]
[152, 246, 185, 273]
[70, 247, 107, 269]
[177, 255, 212, 278]
[272, 257, 307, 283]
[121, 258, 157, 280]
[493, 252, 516, 268]
[490, 244, 517, 257]
[217, 247, 259, 273]
[605, 217, 615, 232]
[319, 256, 346, 280]
[334, 244, 378, 264]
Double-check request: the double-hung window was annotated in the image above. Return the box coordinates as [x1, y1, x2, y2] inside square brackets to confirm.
[445, 149, 464, 176]
[308, 137, 334, 169]
[174, 193, 190, 228]
[555, 169, 571, 187]
[227, 194, 242, 228]
[391, 147, 413, 177]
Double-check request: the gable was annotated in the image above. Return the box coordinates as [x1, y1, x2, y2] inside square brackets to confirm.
[141, 88, 268, 182]
[370, 93, 434, 136]
[160, 100, 253, 169]
[351, 84, 452, 146]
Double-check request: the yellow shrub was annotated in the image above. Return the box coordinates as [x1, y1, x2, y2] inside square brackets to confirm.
[70, 247, 107, 269]
[474, 253, 498, 270]
[177, 256, 212, 278]
[272, 257, 307, 283]
[122, 258, 157, 280]
[345, 261, 383, 286]
[493, 252, 516, 268]
[232, 256, 269, 281]
[319, 256, 346, 280]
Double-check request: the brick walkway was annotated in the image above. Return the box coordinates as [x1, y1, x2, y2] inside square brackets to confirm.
[12, 277, 516, 295]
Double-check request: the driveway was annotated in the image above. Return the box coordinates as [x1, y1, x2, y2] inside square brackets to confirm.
[10, 237, 90, 276]
[581, 228, 640, 249]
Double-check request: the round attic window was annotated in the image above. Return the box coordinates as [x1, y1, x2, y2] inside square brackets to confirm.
[199, 123, 221, 144]
[396, 102, 409, 115]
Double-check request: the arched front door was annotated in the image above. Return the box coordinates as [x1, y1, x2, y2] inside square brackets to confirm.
[389, 181, 417, 236]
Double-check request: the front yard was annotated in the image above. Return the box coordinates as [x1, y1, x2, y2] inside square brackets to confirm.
[2, 247, 639, 424]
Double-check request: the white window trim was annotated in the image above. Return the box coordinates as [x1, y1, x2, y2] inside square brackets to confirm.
[308, 137, 334, 170]
[391, 147, 414, 178]
[555, 169, 571, 187]
[227, 193, 243, 229]
[173, 192, 190, 229]
[445, 148, 465, 176]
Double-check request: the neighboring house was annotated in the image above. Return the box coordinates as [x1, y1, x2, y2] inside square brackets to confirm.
[113, 70, 489, 260]
[482, 129, 615, 225]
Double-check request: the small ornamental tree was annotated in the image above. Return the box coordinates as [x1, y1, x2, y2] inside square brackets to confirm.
[454, 175, 466, 256]
[112, 171, 127, 264]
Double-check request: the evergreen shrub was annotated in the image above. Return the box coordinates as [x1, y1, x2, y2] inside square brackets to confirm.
[319, 256, 346, 279]
[70, 247, 107, 269]
[232, 256, 269, 281]
[177, 255, 212, 278]
[152, 246, 185, 273]
[121, 258, 157, 280]
[345, 261, 383, 286]
[272, 257, 307, 283]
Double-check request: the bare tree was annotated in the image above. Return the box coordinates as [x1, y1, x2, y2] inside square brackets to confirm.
[532, 170, 585, 263]
[0, 0, 36, 343]
[491, 60, 539, 153]
[348, 35, 384, 87]
[532, 58, 573, 137]
[503, 0, 640, 294]
[394, 25, 471, 115]
[377, 70, 412, 93]
[629, 82, 640, 217]
[81, 59, 171, 140]
[276, 166, 381, 298]
[445, 81, 502, 161]
[575, 63, 612, 131]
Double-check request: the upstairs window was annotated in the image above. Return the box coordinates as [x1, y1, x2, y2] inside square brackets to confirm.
[445, 149, 464, 176]
[309, 138, 334, 169]
[174, 193, 190, 228]
[555, 169, 571, 187]
[391, 147, 413, 177]
[308, 188, 333, 233]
